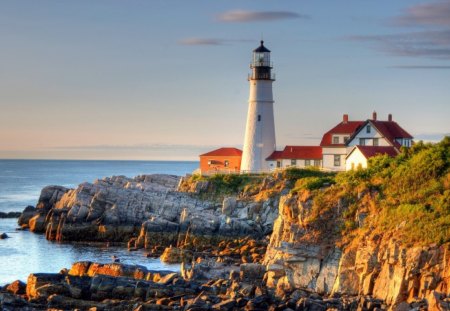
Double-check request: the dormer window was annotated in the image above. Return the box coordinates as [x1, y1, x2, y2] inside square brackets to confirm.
[366, 125, 371, 133]
[333, 136, 339, 144]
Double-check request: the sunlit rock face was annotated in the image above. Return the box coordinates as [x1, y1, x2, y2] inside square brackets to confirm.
[21, 174, 280, 250]
[264, 192, 450, 304]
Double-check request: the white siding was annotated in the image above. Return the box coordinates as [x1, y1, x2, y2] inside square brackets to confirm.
[346, 148, 368, 171]
[347, 123, 390, 147]
[322, 147, 347, 171]
[330, 134, 351, 145]
[266, 159, 322, 171]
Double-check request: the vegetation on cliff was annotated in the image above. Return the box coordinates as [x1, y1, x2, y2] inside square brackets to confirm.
[336, 137, 449, 246]
[183, 137, 449, 246]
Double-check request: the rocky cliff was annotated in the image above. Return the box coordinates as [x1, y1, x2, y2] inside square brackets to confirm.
[19, 174, 280, 253]
[264, 191, 450, 309]
[14, 138, 450, 309]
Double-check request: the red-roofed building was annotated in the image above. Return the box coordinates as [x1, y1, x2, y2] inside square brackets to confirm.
[346, 146, 399, 170]
[347, 113, 413, 149]
[198, 112, 412, 174]
[199, 148, 242, 174]
[266, 146, 322, 169]
[321, 112, 412, 171]
[321, 114, 365, 171]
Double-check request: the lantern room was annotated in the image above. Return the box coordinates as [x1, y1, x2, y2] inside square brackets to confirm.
[249, 41, 274, 80]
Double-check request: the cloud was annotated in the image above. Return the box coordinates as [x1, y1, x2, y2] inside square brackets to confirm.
[178, 38, 224, 46]
[349, 30, 450, 59]
[394, 0, 450, 27]
[178, 38, 252, 46]
[389, 65, 450, 69]
[349, 1, 450, 61]
[216, 10, 307, 23]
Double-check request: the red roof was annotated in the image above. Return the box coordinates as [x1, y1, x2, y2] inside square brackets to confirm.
[320, 121, 364, 146]
[200, 147, 242, 157]
[266, 146, 322, 160]
[266, 151, 284, 161]
[349, 146, 399, 159]
[371, 121, 413, 147]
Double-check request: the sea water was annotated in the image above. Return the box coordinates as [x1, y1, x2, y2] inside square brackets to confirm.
[0, 160, 198, 285]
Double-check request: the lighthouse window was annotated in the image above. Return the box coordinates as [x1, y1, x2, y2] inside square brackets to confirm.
[258, 115, 261, 122]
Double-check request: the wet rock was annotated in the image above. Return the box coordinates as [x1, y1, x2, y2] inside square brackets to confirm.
[0, 211, 21, 219]
[160, 246, 193, 264]
[26, 273, 65, 299]
[212, 298, 236, 310]
[240, 263, 265, 283]
[6, 280, 26, 295]
[0, 233, 8, 239]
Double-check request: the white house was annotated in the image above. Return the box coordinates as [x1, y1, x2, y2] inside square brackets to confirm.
[320, 114, 364, 171]
[346, 112, 413, 149]
[266, 146, 322, 170]
[346, 145, 399, 170]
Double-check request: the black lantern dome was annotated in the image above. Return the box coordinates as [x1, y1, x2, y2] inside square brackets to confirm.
[249, 41, 274, 80]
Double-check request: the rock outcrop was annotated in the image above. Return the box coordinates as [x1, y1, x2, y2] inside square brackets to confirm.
[19, 174, 280, 252]
[264, 191, 450, 309]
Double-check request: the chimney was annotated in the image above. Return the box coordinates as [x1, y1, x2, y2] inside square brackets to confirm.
[372, 111, 377, 121]
[388, 114, 393, 122]
[343, 114, 349, 124]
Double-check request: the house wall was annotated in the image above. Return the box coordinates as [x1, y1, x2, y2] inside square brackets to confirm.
[395, 138, 412, 147]
[266, 159, 322, 171]
[280, 159, 321, 168]
[200, 155, 242, 174]
[345, 149, 368, 171]
[330, 134, 351, 145]
[322, 147, 347, 171]
[347, 124, 390, 147]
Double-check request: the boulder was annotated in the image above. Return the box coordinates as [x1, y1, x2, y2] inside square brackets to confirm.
[6, 280, 26, 295]
[0, 233, 9, 239]
[18, 205, 38, 228]
[160, 247, 192, 263]
[222, 197, 237, 216]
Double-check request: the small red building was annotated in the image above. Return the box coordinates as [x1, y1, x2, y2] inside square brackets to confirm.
[199, 147, 242, 175]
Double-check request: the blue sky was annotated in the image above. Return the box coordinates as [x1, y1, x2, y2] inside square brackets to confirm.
[0, 0, 449, 160]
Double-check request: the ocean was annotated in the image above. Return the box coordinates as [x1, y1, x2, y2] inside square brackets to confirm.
[0, 159, 198, 285]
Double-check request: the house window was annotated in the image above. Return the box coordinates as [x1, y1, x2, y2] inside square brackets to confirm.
[359, 138, 365, 146]
[333, 136, 339, 144]
[366, 125, 371, 133]
[224, 160, 229, 167]
[373, 138, 379, 146]
[344, 136, 349, 143]
[291, 159, 296, 166]
[276, 161, 281, 168]
[258, 115, 261, 122]
[314, 160, 321, 167]
[305, 159, 311, 166]
[334, 155, 341, 167]
[207, 160, 212, 166]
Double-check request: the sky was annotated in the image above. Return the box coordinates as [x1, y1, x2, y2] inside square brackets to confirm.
[0, 0, 449, 160]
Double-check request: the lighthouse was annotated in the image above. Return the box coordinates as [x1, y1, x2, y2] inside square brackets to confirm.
[241, 41, 276, 172]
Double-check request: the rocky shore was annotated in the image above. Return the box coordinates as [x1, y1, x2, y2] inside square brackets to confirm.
[8, 168, 450, 310]
[0, 211, 21, 218]
[0, 258, 446, 311]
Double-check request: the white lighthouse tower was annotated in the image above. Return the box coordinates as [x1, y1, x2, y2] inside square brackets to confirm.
[241, 41, 276, 173]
